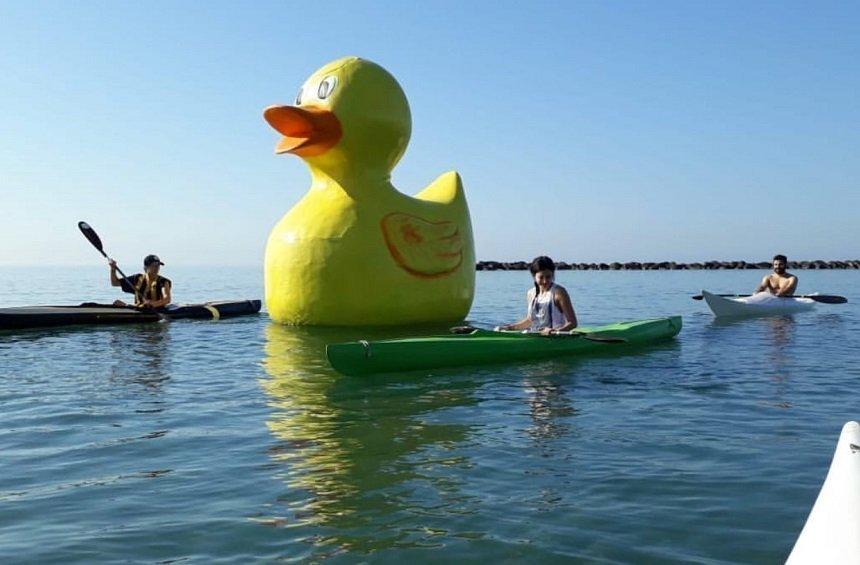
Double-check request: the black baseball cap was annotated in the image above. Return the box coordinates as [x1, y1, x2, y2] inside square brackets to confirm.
[144, 254, 165, 267]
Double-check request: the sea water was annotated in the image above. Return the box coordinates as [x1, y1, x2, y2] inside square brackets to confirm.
[1, 267, 858, 562]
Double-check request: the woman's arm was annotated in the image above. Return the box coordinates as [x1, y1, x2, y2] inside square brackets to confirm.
[552, 287, 577, 331]
[500, 317, 532, 331]
[499, 291, 534, 330]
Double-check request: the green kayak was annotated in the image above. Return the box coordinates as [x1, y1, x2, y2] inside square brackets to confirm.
[326, 316, 682, 376]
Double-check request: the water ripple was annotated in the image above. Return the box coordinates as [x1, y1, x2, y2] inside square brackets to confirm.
[1, 268, 857, 562]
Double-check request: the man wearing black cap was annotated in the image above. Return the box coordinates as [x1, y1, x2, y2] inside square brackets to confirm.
[109, 254, 172, 309]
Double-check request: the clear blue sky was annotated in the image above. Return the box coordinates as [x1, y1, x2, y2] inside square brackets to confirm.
[1, 1, 857, 267]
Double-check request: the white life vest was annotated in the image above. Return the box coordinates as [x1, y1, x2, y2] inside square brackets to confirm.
[527, 284, 569, 330]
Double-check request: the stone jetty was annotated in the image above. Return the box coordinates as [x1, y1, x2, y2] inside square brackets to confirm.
[476, 260, 860, 271]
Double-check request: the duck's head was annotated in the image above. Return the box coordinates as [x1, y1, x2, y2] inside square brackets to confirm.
[264, 57, 411, 178]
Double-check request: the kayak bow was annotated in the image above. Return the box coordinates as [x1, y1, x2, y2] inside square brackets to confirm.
[787, 421, 860, 564]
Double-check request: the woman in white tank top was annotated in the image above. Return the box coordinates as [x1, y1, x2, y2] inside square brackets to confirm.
[499, 256, 577, 334]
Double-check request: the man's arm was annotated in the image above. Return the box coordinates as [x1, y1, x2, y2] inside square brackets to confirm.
[776, 276, 798, 296]
[109, 260, 123, 287]
[755, 275, 771, 293]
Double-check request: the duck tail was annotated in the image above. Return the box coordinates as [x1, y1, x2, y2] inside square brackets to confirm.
[415, 171, 464, 205]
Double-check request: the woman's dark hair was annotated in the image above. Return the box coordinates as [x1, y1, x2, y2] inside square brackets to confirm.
[773, 254, 788, 263]
[529, 256, 556, 297]
[529, 256, 556, 274]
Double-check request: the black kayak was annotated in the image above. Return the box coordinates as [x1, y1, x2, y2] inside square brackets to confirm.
[164, 300, 262, 320]
[0, 300, 261, 330]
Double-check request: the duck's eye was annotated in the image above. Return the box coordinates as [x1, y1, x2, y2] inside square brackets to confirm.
[295, 88, 303, 105]
[317, 76, 337, 99]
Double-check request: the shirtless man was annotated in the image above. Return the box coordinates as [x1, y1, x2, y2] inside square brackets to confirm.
[755, 254, 798, 296]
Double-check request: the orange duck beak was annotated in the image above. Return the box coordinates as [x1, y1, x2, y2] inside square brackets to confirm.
[263, 105, 342, 157]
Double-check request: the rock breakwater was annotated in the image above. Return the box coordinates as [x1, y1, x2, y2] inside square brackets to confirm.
[476, 260, 860, 271]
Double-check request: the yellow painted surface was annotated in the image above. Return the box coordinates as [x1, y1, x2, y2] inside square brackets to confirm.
[263, 57, 475, 325]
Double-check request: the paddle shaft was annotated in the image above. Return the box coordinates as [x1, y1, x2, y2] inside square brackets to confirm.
[95, 247, 134, 286]
[452, 325, 627, 343]
[78, 222, 140, 303]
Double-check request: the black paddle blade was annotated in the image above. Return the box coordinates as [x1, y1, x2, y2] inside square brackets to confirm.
[78, 221, 104, 253]
[450, 325, 479, 334]
[589, 336, 627, 343]
[809, 295, 848, 304]
[576, 333, 627, 344]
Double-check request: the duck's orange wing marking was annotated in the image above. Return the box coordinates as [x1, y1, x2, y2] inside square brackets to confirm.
[381, 213, 464, 278]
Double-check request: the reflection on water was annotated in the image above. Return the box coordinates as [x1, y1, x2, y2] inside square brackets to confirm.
[764, 317, 796, 408]
[260, 323, 480, 552]
[518, 361, 583, 446]
[709, 314, 798, 354]
[766, 316, 795, 349]
[708, 315, 803, 408]
[524, 377, 578, 443]
[107, 323, 171, 390]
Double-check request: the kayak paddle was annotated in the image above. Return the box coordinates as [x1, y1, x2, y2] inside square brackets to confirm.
[78, 221, 140, 304]
[691, 293, 847, 304]
[556, 330, 626, 343]
[450, 325, 627, 343]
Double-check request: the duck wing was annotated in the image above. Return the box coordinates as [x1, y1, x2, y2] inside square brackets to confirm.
[381, 213, 464, 277]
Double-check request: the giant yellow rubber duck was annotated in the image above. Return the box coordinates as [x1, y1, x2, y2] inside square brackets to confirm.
[263, 57, 475, 326]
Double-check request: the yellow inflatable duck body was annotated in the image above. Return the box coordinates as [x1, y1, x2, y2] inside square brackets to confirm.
[263, 57, 475, 326]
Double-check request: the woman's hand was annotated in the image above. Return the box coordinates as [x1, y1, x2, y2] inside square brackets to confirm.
[540, 327, 554, 336]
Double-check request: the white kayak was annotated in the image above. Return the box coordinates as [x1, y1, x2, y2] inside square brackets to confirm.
[701, 290, 816, 318]
[787, 421, 860, 564]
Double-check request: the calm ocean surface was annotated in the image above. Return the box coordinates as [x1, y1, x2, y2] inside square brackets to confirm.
[1, 267, 858, 563]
